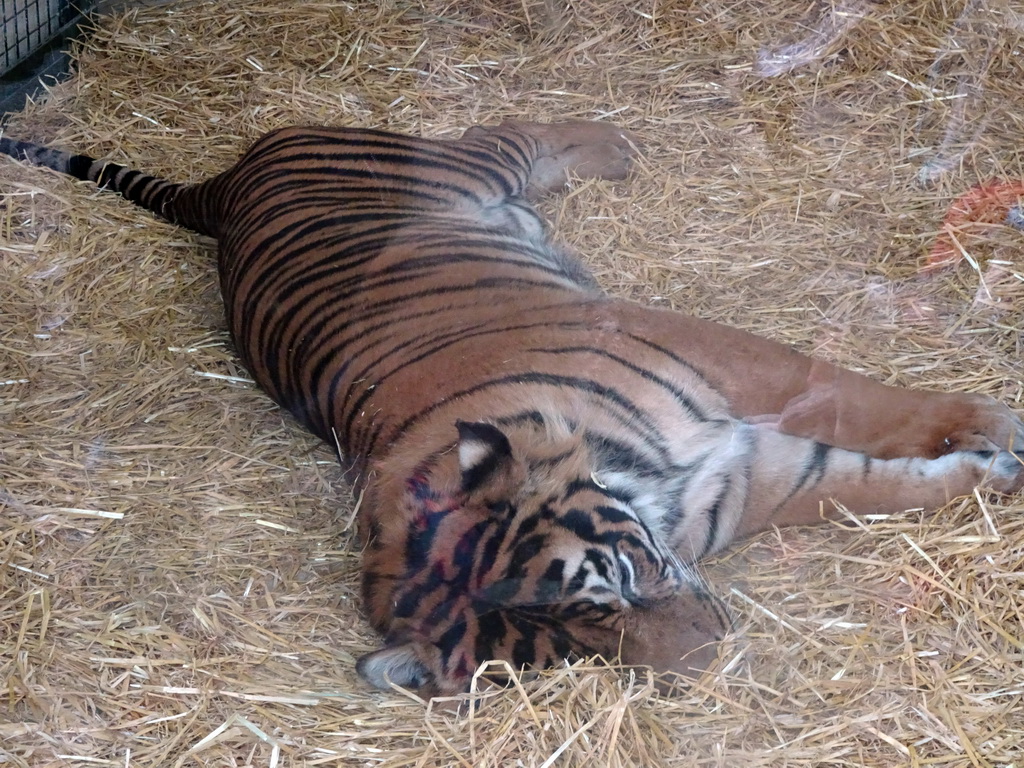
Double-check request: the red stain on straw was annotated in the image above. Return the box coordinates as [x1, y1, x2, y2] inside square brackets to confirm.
[920, 179, 1024, 273]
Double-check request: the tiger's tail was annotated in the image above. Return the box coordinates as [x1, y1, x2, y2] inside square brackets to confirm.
[0, 136, 221, 238]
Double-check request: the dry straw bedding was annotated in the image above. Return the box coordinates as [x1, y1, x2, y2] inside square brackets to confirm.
[2, 0, 1024, 765]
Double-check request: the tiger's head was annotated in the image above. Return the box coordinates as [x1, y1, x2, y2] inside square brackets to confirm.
[356, 416, 729, 696]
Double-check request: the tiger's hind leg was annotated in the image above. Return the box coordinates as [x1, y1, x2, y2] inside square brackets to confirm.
[459, 120, 636, 199]
[609, 302, 1024, 462]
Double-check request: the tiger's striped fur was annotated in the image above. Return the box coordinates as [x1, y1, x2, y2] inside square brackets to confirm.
[3, 121, 1022, 696]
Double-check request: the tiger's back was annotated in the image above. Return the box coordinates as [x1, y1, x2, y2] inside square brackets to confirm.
[200, 127, 610, 468]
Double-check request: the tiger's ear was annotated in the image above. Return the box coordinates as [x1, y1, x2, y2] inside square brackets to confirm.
[356, 644, 432, 691]
[455, 420, 521, 500]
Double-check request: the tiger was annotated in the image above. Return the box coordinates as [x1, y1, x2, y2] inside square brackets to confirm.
[2, 120, 1022, 697]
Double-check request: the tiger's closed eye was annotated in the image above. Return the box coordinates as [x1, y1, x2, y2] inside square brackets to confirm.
[616, 551, 641, 603]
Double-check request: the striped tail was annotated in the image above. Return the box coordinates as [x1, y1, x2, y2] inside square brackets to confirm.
[0, 136, 220, 238]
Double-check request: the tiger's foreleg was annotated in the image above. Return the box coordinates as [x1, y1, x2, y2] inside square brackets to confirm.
[683, 423, 1024, 558]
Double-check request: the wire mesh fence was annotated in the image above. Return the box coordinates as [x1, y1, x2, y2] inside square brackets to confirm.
[1, 0, 101, 115]
[2, 0, 95, 77]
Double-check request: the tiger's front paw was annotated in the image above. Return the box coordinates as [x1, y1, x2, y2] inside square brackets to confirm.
[935, 393, 1024, 458]
[931, 394, 1024, 493]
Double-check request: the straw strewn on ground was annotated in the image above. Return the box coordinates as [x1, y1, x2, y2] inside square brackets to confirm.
[1, 0, 1022, 765]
